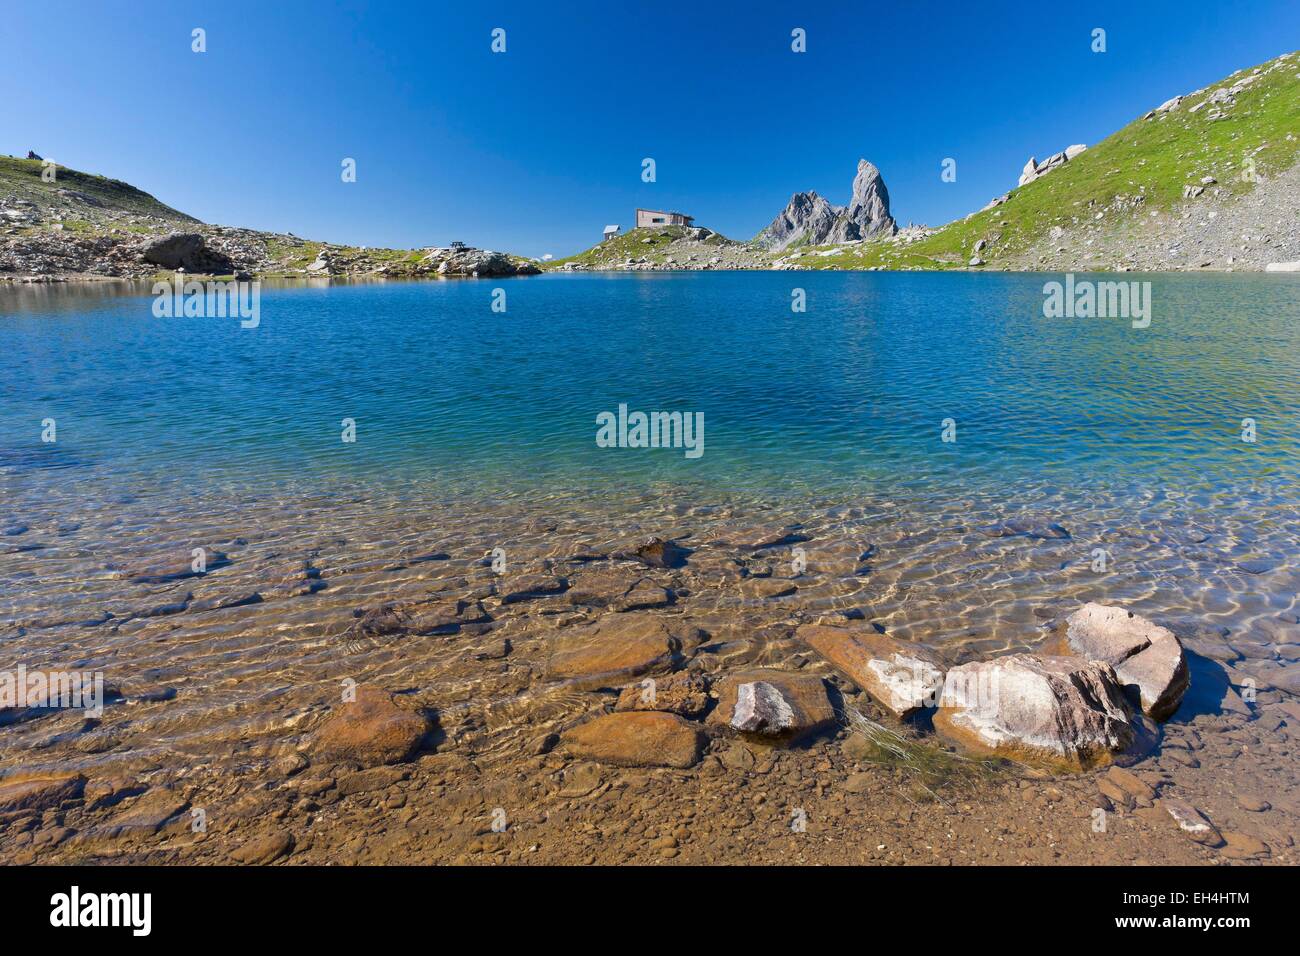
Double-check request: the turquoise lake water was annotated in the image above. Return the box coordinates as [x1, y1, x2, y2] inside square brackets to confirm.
[1, 272, 1297, 501]
[2, 271, 1297, 761]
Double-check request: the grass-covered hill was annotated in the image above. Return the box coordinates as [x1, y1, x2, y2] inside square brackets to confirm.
[0, 155, 538, 280]
[545, 50, 1299, 273]
[0, 155, 197, 224]
[789, 50, 1300, 271]
[542, 225, 764, 271]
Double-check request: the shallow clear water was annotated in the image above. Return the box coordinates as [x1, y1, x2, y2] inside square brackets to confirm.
[1, 272, 1297, 777]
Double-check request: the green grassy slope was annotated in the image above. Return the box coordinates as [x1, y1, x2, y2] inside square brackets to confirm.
[0, 155, 198, 223]
[797, 50, 1299, 270]
[542, 225, 734, 269]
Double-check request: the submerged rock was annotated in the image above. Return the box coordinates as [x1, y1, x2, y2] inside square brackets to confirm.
[615, 536, 690, 569]
[730, 526, 811, 551]
[1054, 603, 1189, 720]
[562, 711, 702, 768]
[312, 686, 431, 766]
[547, 614, 701, 682]
[615, 670, 710, 717]
[798, 624, 945, 718]
[348, 597, 489, 640]
[566, 567, 672, 611]
[708, 669, 835, 739]
[981, 520, 1070, 540]
[933, 654, 1144, 772]
[501, 573, 569, 603]
[738, 576, 797, 599]
[119, 547, 231, 583]
[1161, 797, 1224, 847]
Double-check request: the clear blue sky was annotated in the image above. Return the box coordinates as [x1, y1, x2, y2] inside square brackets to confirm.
[3, 1, 1296, 258]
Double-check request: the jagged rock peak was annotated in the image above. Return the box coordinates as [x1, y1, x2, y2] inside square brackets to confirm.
[753, 191, 839, 251]
[831, 159, 895, 242]
[755, 159, 896, 251]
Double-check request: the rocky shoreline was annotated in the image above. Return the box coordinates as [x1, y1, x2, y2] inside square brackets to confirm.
[3, 500, 1295, 866]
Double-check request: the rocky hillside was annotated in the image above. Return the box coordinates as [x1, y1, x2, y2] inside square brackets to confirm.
[549, 50, 1298, 275]
[792, 50, 1300, 272]
[0, 156, 539, 282]
[545, 158, 901, 272]
[7, 50, 1297, 281]
[545, 224, 773, 271]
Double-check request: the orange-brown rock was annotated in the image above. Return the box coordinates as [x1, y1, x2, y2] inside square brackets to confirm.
[797, 624, 944, 717]
[563, 711, 702, 768]
[547, 614, 701, 683]
[707, 669, 835, 739]
[615, 670, 710, 716]
[312, 686, 431, 766]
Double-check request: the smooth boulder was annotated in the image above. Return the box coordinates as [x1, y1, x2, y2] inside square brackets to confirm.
[562, 711, 702, 768]
[547, 614, 699, 683]
[312, 686, 431, 766]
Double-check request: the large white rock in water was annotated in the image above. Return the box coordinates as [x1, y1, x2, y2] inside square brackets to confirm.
[1057, 603, 1189, 720]
[933, 654, 1143, 772]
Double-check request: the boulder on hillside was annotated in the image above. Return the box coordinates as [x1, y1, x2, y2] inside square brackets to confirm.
[140, 232, 235, 274]
[933, 654, 1148, 772]
[1051, 603, 1190, 720]
[1017, 144, 1087, 187]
